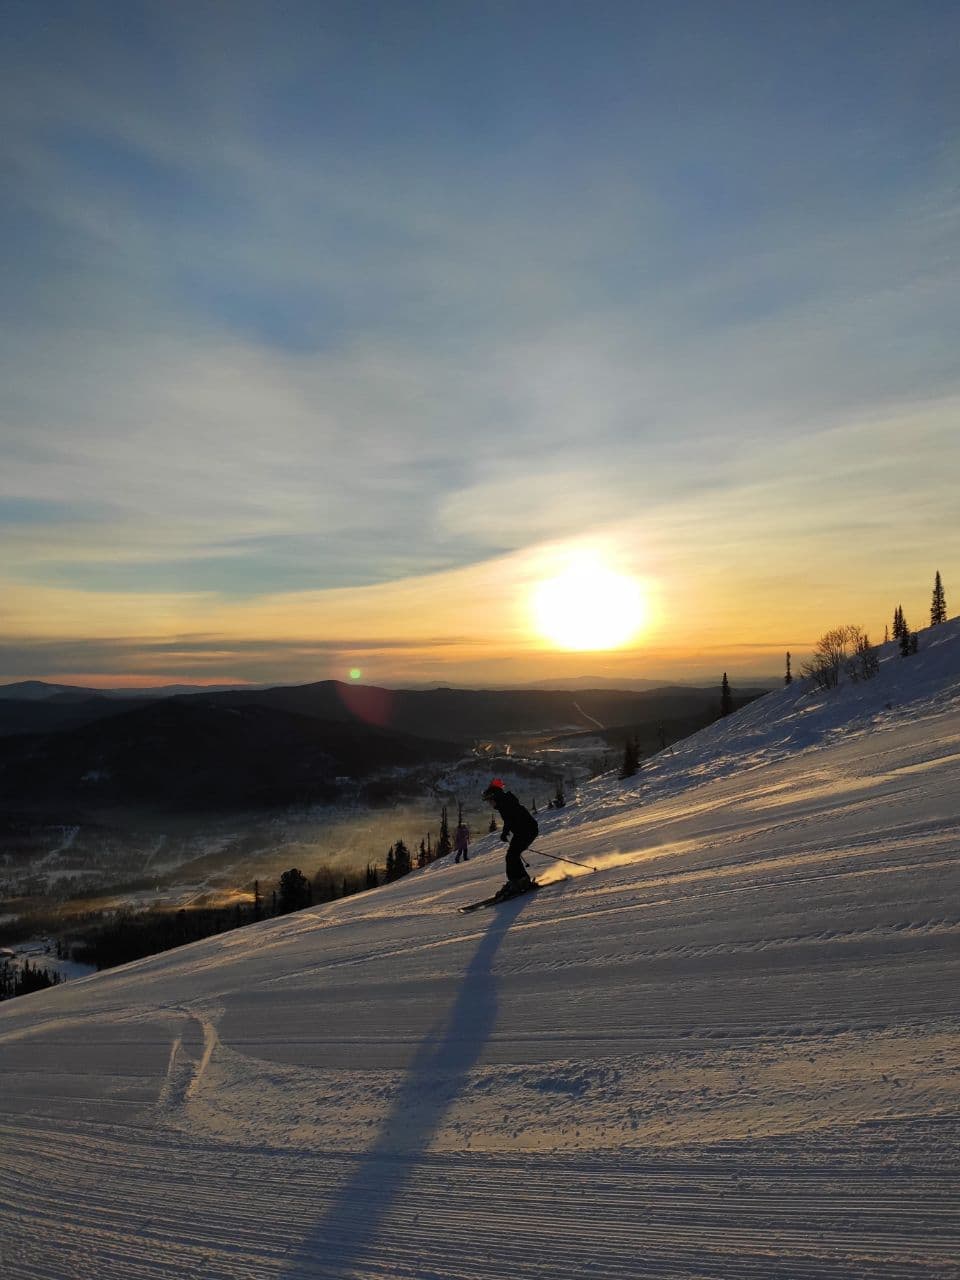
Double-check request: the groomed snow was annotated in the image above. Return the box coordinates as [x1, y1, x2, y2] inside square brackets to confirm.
[2, 623, 959, 1278]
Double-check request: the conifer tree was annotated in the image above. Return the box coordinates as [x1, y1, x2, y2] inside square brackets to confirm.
[931, 570, 947, 626]
[784, 652, 792, 686]
[899, 623, 912, 657]
[488, 810, 497, 833]
[277, 867, 311, 914]
[720, 672, 732, 716]
[436, 805, 452, 860]
[619, 735, 640, 779]
[849, 629, 880, 681]
[893, 605, 905, 641]
[11, 960, 61, 997]
[385, 845, 396, 882]
[393, 839, 412, 877]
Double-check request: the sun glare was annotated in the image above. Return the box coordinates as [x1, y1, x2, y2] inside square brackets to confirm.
[531, 553, 648, 651]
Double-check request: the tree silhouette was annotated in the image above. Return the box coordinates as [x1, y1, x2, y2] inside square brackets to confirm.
[931, 571, 947, 626]
[277, 867, 311, 914]
[720, 672, 732, 716]
[801, 625, 862, 689]
[619, 735, 640, 779]
[393, 839, 412, 877]
[436, 806, 452, 861]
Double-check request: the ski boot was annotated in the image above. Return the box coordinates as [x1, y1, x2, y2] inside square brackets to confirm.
[494, 874, 535, 901]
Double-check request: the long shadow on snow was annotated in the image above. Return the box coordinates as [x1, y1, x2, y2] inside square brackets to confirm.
[283, 893, 532, 1278]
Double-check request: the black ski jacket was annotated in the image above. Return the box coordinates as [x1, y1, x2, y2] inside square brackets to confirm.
[491, 790, 538, 841]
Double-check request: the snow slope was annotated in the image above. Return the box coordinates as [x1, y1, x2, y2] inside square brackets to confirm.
[2, 623, 959, 1279]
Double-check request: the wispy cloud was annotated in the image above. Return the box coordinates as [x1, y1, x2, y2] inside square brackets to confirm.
[1, 2, 958, 682]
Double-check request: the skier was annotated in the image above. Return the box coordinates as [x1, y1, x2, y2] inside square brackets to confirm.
[482, 778, 538, 898]
[454, 819, 470, 863]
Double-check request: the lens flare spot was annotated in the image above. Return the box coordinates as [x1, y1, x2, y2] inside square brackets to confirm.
[349, 667, 362, 681]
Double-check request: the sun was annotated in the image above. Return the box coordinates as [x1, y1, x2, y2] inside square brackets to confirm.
[531, 552, 648, 651]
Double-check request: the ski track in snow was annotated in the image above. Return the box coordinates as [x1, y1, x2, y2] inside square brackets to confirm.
[1, 624, 960, 1277]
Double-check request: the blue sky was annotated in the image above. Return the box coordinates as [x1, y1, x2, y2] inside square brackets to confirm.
[1, 1, 958, 684]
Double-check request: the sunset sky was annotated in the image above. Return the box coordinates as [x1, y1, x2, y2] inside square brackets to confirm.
[2, 1, 958, 688]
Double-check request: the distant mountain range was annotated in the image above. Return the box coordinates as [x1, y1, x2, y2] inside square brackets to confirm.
[188, 680, 773, 742]
[0, 680, 252, 701]
[0, 676, 775, 815]
[0, 677, 775, 741]
[0, 673, 778, 700]
[482, 674, 780, 692]
[0, 698, 462, 813]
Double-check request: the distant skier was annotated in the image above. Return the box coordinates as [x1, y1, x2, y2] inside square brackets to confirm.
[482, 778, 538, 898]
[454, 819, 471, 863]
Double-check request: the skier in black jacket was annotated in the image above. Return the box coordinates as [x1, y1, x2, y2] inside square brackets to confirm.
[482, 778, 539, 898]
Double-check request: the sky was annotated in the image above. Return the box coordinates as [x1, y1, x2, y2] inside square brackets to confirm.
[1, 0, 958, 688]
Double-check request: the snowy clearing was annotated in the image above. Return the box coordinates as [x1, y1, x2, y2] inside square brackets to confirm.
[1, 623, 958, 1278]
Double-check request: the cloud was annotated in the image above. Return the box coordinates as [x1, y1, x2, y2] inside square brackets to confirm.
[0, 630, 474, 683]
[1, 3, 959, 683]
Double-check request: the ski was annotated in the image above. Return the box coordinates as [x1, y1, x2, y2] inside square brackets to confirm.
[457, 881, 542, 913]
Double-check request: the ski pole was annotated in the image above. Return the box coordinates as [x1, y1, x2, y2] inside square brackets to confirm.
[527, 845, 598, 873]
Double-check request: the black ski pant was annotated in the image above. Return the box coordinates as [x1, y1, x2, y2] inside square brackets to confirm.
[504, 826, 537, 880]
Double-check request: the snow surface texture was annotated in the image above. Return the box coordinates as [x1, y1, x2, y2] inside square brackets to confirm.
[2, 623, 959, 1278]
